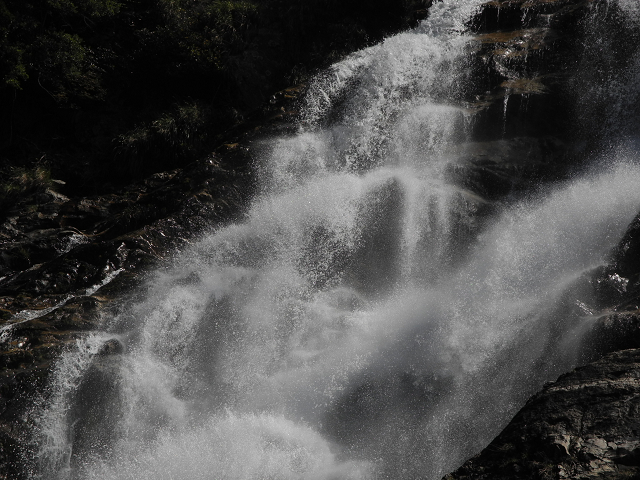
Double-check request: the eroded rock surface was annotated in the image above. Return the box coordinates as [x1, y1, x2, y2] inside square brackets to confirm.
[442, 0, 640, 477]
[441, 0, 601, 203]
[0, 87, 304, 478]
[444, 349, 640, 480]
[582, 211, 640, 360]
[1, 0, 639, 478]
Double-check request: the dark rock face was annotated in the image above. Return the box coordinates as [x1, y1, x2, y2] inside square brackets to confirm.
[444, 136, 568, 199]
[440, 0, 640, 478]
[582, 211, 640, 360]
[610, 213, 640, 281]
[443, 0, 599, 202]
[0, 0, 638, 478]
[0, 87, 305, 478]
[444, 349, 640, 480]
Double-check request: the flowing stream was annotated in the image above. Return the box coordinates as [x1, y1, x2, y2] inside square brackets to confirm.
[32, 1, 640, 479]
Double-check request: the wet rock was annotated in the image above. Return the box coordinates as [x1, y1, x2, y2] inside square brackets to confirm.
[608, 212, 640, 281]
[469, 0, 595, 34]
[464, 0, 595, 148]
[67, 354, 124, 467]
[578, 210, 640, 360]
[444, 136, 568, 198]
[582, 313, 640, 358]
[0, 70, 300, 479]
[96, 338, 125, 356]
[0, 153, 249, 307]
[444, 348, 640, 480]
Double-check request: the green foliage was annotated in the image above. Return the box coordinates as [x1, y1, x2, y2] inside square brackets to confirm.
[0, 2, 27, 89]
[153, 0, 259, 72]
[1, 45, 27, 89]
[253, 0, 422, 66]
[0, 0, 121, 99]
[2, 165, 52, 194]
[0, 164, 53, 214]
[0, 0, 426, 190]
[115, 101, 212, 176]
[31, 31, 104, 102]
[46, 0, 122, 17]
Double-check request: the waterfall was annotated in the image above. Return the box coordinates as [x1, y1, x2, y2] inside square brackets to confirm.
[31, 1, 640, 479]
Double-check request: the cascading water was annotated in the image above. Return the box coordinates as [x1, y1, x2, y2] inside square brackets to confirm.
[31, 1, 640, 479]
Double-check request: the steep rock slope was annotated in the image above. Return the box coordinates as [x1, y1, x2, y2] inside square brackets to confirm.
[0, 92, 304, 477]
[0, 0, 639, 478]
[442, 0, 640, 478]
[444, 348, 640, 480]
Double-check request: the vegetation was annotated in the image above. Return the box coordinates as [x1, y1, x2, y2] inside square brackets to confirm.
[0, 163, 53, 215]
[0, 0, 430, 197]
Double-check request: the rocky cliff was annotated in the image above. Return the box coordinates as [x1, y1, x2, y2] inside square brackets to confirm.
[0, 91, 309, 476]
[442, 0, 640, 478]
[444, 348, 640, 480]
[0, 2, 431, 474]
[1, 0, 640, 478]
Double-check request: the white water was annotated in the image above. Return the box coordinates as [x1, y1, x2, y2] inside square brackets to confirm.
[32, 1, 640, 479]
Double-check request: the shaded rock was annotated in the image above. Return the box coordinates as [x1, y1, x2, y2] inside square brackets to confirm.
[67, 353, 124, 468]
[608, 212, 640, 282]
[443, 348, 640, 480]
[469, 0, 595, 34]
[581, 313, 640, 362]
[578, 211, 640, 360]
[463, 0, 599, 153]
[0, 152, 249, 310]
[444, 136, 567, 198]
[96, 338, 124, 356]
[0, 77, 307, 480]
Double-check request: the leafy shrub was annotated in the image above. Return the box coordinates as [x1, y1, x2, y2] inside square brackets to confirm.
[31, 31, 104, 103]
[0, 0, 428, 190]
[0, 0, 122, 97]
[114, 102, 213, 176]
[0, 164, 53, 215]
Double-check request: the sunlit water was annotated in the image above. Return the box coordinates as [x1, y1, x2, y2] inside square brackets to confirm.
[32, 1, 640, 479]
